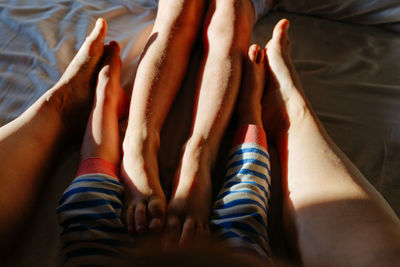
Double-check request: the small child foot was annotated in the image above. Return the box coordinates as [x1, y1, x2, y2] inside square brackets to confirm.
[163, 140, 212, 250]
[80, 41, 127, 165]
[120, 140, 167, 233]
[236, 44, 266, 127]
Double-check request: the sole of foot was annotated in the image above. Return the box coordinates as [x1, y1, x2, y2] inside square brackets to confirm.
[50, 18, 108, 136]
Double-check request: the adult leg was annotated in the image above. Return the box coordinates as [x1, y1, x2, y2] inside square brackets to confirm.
[121, 0, 206, 234]
[0, 18, 107, 252]
[165, 0, 259, 248]
[263, 19, 400, 266]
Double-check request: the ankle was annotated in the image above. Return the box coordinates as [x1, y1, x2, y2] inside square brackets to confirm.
[182, 135, 215, 171]
[45, 84, 69, 118]
[49, 83, 92, 122]
[274, 93, 311, 142]
[123, 125, 160, 158]
[236, 102, 263, 127]
[284, 90, 310, 125]
[38, 86, 75, 133]
[262, 88, 310, 143]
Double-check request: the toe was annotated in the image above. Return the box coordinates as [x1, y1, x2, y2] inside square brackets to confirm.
[71, 18, 107, 75]
[98, 42, 121, 84]
[248, 44, 261, 63]
[148, 196, 166, 232]
[135, 202, 147, 233]
[194, 222, 211, 248]
[62, 18, 107, 87]
[179, 218, 195, 249]
[163, 216, 181, 251]
[272, 19, 289, 43]
[270, 19, 290, 55]
[125, 203, 136, 234]
[106, 41, 122, 79]
[84, 18, 108, 54]
[258, 47, 265, 65]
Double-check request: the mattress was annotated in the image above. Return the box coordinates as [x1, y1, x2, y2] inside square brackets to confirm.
[0, 0, 399, 265]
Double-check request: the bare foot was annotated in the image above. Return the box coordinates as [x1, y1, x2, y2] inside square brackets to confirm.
[80, 41, 127, 165]
[236, 43, 266, 127]
[262, 19, 308, 142]
[50, 18, 108, 133]
[163, 139, 212, 250]
[121, 137, 166, 234]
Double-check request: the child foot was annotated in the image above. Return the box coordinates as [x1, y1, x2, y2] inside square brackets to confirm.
[262, 19, 309, 142]
[236, 44, 266, 127]
[81, 41, 127, 165]
[163, 140, 212, 250]
[50, 18, 107, 132]
[121, 139, 167, 234]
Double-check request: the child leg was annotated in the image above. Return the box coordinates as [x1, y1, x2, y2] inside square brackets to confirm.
[121, 0, 206, 234]
[165, 0, 258, 248]
[58, 43, 130, 266]
[211, 45, 272, 262]
[263, 19, 400, 266]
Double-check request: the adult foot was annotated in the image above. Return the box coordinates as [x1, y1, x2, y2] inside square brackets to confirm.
[163, 139, 212, 250]
[50, 18, 107, 131]
[236, 44, 266, 127]
[262, 19, 308, 142]
[121, 136, 167, 234]
[80, 41, 127, 165]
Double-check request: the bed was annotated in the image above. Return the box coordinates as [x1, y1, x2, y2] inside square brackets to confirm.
[1, 0, 399, 265]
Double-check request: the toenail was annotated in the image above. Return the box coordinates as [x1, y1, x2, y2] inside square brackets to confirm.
[110, 41, 117, 47]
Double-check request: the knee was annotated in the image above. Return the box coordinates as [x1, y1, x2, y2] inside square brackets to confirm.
[206, 0, 255, 50]
[155, 0, 205, 39]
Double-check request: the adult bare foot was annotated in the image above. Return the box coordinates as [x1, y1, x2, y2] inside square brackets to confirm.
[80, 41, 127, 165]
[262, 19, 309, 142]
[50, 18, 108, 132]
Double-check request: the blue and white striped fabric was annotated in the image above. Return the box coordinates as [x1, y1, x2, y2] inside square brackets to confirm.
[57, 174, 132, 266]
[211, 142, 271, 259]
[57, 141, 271, 264]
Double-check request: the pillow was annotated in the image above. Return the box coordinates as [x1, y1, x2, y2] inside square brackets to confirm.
[274, 0, 400, 32]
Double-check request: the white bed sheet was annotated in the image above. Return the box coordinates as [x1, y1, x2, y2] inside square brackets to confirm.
[0, 1, 399, 265]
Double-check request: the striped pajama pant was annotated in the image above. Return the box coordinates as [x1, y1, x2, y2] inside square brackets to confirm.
[57, 125, 271, 265]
